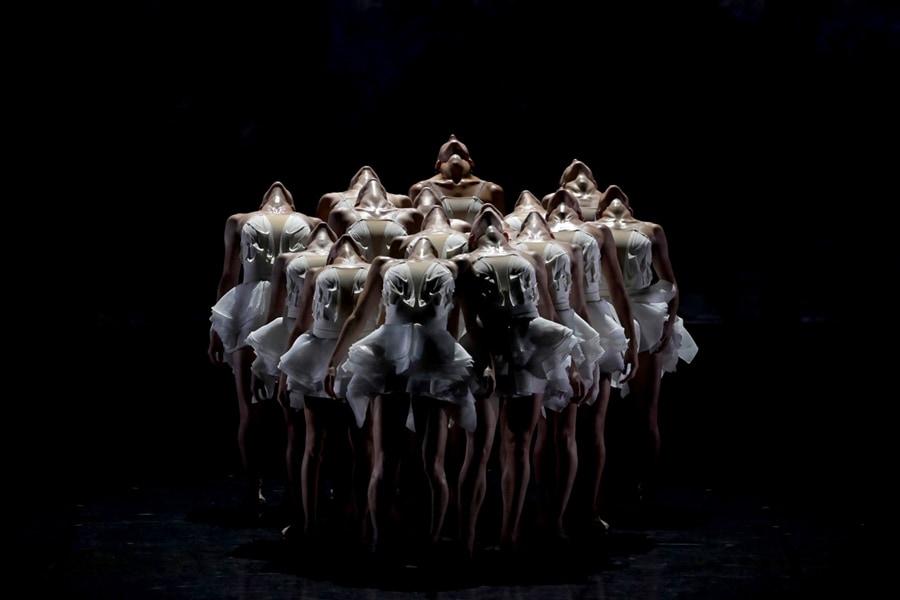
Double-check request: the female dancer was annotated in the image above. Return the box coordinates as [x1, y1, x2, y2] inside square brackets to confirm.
[504, 189, 547, 233]
[209, 181, 320, 512]
[276, 235, 377, 547]
[409, 134, 506, 224]
[453, 205, 584, 557]
[594, 192, 699, 504]
[545, 187, 638, 531]
[324, 236, 477, 558]
[328, 178, 423, 261]
[541, 159, 621, 220]
[513, 210, 604, 541]
[245, 221, 336, 531]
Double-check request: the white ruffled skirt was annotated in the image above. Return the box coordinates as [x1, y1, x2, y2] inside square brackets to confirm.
[461, 316, 578, 413]
[245, 316, 294, 402]
[336, 322, 478, 433]
[210, 280, 271, 371]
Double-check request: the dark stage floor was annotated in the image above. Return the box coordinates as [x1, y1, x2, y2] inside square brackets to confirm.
[19, 320, 876, 598]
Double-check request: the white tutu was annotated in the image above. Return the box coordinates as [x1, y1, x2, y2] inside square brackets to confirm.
[245, 316, 294, 401]
[210, 280, 271, 371]
[463, 316, 578, 413]
[337, 322, 478, 432]
[277, 333, 337, 411]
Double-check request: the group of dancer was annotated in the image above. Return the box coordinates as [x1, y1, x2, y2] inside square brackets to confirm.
[208, 135, 698, 562]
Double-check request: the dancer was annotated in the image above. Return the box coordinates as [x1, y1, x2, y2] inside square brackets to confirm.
[453, 205, 584, 557]
[513, 210, 605, 541]
[245, 222, 337, 531]
[328, 178, 423, 261]
[276, 235, 377, 547]
[504, 189, 547, 233]
[325, 236, 477, 558]
[208, 181, 320, 513]
[315, 165, 412, 222]
[541, 159, 623, 220]
[594, 191, 698, 504]
[545, 187, 638, 530]
[409, 134, 506, 223]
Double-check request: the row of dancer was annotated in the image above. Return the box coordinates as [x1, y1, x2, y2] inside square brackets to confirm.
[208, 135, 697, 561]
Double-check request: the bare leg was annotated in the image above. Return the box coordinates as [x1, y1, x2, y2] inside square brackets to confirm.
[583, 375, 612, 530]
[457, 393, 499, 557]
[499, 394, 542, 554]
[346, 406, 373, 548]
[233, 347, 265, 507]
[368, 394, 407, 555]
[413, 397, 451, 546]
[301, 398, 328, 537]
[553, 402, 579, 538]
[629, 351, 663, 501]
[532, 407, 554, 532]
[282, 405, 305, 535]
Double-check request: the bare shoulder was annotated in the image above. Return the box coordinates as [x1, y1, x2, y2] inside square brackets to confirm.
[225, 211, 254, 233]
[439, 257, 459, 274]
[642, 219, 664, 236]
[389, 192, 413, 208]
[409, 178, 434, 198]
[226, 211, 252, 225]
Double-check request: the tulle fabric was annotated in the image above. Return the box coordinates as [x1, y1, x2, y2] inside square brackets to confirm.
[556, 308, 604, 401]
[619, 280, 699, 397]
[277, 333, 337, 411]
[209, 280, 271, 371]
[245, 316, 294, 401]
[335, 322, 478, 433]
[585, 298, 632, 391]
[462, 316, 578, 413]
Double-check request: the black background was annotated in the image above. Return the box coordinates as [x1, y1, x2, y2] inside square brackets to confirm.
[31, 2, 896, 512]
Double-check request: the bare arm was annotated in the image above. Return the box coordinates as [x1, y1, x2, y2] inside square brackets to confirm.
[567, 243, 591, 324]
[328, 257, 390, 372]
[208, 214, 245, 366]
[521, 248, 559, 323]
[264, 252, 295, 323]
[215, 214, 244, 301]
[276, 269, 319, 407]
[593, 223, 639, 382]
[647, 222, 679, 352]
[452, 256, 496, 397]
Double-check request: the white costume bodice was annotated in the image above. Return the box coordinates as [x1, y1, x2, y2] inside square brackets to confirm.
[310, 264, 370, 338]
[241, 213, 311, 282]
[382, 261, 455, 327]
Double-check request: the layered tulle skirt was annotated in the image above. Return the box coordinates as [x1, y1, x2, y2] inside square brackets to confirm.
[335, 321, 478, 433]
[556, 308, 605, 403]
[585, 298, 632, 390]
[461, 316, 579, 413]
[245, 316, 294, 402]
[209, 280, 271, 371]
[618, 281, 699, 396]
[277, 332, 337, 411]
